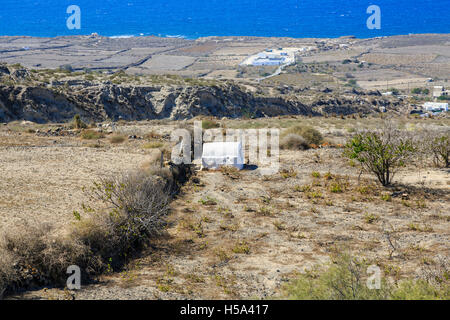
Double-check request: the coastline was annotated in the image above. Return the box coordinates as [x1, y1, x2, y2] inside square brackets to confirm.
[1, 32, 450, 41]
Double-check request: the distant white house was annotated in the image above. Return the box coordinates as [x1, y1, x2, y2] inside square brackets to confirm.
[433, 86, 444, 97]
[423, 102, 449, 112]
[202, 142, 244, 170]
[252, 53, 286, 66]
[240, 48, 303, 67]
[433, 86, 450, 98]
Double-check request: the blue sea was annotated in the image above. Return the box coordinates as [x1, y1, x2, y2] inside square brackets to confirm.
[0, 0, 448, 39]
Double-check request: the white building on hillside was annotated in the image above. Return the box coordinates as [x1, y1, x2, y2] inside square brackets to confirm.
[433, 86, 450, 98]
[251, 53, 286, 66]
[423, 102, 449, 112]
[201, 142, 245, 170]
[240, 47, 306, 67]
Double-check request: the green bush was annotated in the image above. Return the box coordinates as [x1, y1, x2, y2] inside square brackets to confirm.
[411, 88, 429, 95]
[85, 74, 95, 81]
[72, 114, 87, 129]
[391, 280, 449, 300]
[202, 120, 220, 130]
[282, 251, 449, 300]
[345, 126, 415, 186]
[282, 252, 391, 300]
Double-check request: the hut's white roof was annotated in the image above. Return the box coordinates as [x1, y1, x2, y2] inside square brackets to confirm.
[201, 142, 244, 170]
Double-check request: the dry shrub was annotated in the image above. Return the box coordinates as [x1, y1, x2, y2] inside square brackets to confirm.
[147, 165, 175, 187]
[109, 134, 127, 144]
[219, 165, 242, 179]
[160, 145, 173, 162]
[280, 134, 309, 150]
[80, 129, 104, 140]
[141, 150, 164, 170]
[0, 249, 17, 299]
[143, 141, 164, 149]
[418, 255, 449, 289]
[282, 126, 323, 145]
[0, 222, 100, 294]
[144, 130, 162, 140]
[427, 132, 449, 168]
[0, 167, 186, 297]
[74, 170, 172, 268]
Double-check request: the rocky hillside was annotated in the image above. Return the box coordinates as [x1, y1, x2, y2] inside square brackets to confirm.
[0, 66, 400, 124]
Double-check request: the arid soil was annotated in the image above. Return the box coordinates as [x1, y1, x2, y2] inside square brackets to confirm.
[3, 116, 448, 300]
[1, 33, 449, 300]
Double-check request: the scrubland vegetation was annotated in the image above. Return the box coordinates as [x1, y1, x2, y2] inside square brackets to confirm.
[280, 126, 324, 150]
[1, 33, 450, 299]
[0, 164, 190, 298]
[0, 115, 448, 300]
[282, 250, 449, 300]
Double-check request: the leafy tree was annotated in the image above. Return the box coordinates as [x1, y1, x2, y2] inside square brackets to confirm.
[345, 125, 415, 186]
[429, 133, 450, 168]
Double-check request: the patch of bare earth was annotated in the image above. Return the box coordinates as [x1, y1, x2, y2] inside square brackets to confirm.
[0, 129, 151, 228]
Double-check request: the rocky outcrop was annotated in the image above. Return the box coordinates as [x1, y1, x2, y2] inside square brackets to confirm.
[0, 79, 398, 123]
[311, 96, 399, 115]
[0, 82, 315, 123]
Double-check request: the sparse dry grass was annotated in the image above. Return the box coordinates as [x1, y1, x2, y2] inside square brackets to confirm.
[81, 129, 104, 140]
[109, 134, 127, 144]
[142, 141, 164, 149]
[2, 116, 449, 300]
